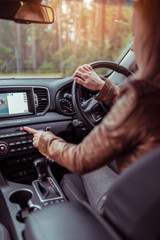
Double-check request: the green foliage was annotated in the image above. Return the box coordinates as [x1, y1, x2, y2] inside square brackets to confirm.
[0, 42, 14, 73]
[38, 61, 54, 73]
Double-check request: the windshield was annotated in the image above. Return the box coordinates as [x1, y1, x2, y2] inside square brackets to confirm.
[0, 0, 133, 78]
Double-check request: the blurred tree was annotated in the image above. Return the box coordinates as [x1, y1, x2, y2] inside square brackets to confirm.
[0, 0, 133, 77]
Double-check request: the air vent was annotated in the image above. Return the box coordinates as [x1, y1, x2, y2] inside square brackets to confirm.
[33, 88, 49, 114]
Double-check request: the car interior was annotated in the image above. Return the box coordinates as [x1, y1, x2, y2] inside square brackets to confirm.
[0, 0, 160, 240]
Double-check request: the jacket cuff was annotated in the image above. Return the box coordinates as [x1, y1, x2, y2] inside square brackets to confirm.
[95, 78, 119, 106]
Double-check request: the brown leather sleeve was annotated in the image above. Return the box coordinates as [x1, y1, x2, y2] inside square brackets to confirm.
[38, 85, 141, 174]
[95, 78, 120, 106]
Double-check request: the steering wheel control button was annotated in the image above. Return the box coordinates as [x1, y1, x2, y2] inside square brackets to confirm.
[72, 119, 84, 128]
[0, 143, 8, 154]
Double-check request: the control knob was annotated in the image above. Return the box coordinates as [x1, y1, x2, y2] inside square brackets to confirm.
[0, 142, 8, 155]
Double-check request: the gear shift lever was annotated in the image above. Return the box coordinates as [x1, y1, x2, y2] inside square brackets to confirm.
[33, 158, 47, 180]
[33, 158, 61, 200]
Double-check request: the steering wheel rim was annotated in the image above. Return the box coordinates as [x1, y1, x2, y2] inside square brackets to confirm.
[72, 61, 132, 130]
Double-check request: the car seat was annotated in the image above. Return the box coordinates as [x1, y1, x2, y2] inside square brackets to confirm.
[103, 146, 160, 239]
[60, 162, 118, 211]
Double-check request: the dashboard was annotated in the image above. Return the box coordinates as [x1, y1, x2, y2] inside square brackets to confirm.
[0, 77, 98, 183]
[0, 77, 95, 172]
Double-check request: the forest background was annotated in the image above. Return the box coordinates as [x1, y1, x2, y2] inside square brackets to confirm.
[0, 0, 133, 78]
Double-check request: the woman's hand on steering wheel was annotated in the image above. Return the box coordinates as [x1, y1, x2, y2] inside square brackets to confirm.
[73, 64, 105, 91]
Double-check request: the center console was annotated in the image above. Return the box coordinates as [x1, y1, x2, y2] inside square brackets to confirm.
[0, 86, 72, 240]
[32, 158, 64, 204]
[0, 156, 66, 240]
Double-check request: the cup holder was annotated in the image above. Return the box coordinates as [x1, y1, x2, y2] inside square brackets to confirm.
[10, 190, 32, 207]
[9, 189, 40, 222]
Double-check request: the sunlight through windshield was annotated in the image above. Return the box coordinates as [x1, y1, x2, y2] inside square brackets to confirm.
[0, 0, 133, 78]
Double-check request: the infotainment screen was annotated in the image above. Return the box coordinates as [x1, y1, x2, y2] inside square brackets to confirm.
[0, 92, 29, 115]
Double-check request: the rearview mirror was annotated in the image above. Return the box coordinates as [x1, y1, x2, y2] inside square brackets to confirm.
[0, 1, 54, 24]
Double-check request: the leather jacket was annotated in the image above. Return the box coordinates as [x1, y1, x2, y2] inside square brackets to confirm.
[38, 78, 160, 174]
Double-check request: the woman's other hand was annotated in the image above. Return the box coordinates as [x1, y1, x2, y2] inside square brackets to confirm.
[21, 126, 44, 148]
[73, 64, 105, 91]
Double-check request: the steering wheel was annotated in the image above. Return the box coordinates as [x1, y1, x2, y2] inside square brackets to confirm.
[72, 61, 132, 130]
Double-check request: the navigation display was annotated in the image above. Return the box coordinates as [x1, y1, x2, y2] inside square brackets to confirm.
[0, 92, 29, 115]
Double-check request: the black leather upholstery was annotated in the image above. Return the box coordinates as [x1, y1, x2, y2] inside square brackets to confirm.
[0, 223, 10, 240]
[104, 146, 160, 240]
[24, 202, 121, 240]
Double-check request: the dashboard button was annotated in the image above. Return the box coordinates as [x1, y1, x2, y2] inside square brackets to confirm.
[9, 142, 16, 146]
[29, 146, 34, 149]
[0, 143, 8, 154]
[17, 148, 22, 152]
[5, 134, 10, 137]
[46, 126, 52, 131]
[0, 135, 6, 139]
[22, 147, 27, 150]
[22, 158, 27, 162]
[10, 149, 16, 153]
[14, 132, 26, 136]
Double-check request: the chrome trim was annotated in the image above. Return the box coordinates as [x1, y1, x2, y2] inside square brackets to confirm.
[28, 200, 41, 210]
[32, 177, 63, 202]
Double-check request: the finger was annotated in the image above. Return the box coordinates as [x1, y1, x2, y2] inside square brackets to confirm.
[23, 126, 38, 134]
[82, 65, 90, 72]
[73, 65, 89, 77]
[73, 67, 83, 77]
[83, 64, 93, 72]
[86, 65, 94, 72]
[33, 136, 41, 148]
[32, 140, 38, 148]
[74, 70, 87, 79]
[80, 65, 90, 71]
[73, 70, 81, 78]
[79, 66, 87, 73]
[32, 136, 38, 146]
[74, 77, 86, 87]
[74, 77, 90, 89]
[74, 68, 87, 77]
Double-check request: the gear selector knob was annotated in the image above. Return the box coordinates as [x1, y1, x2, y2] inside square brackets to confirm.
[33, 158, 47, 180]
[33, 158, 61, 200]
